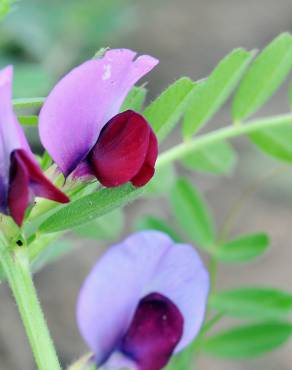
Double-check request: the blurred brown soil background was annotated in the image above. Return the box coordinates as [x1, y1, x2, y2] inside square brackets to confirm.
[0, 0, 292, 369]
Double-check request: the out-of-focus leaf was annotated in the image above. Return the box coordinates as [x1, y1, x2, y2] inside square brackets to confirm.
[39, 184, 142, 233]
[210, 288, 292, 319]
[216, 232, 269, 263]
[249, 125, 292, 162]
[136, 216, 181, 242]
[170, 178, 215, 249]
[202, 321, 292, 358]
[13, 97, 45, 109]
[41, 151, 52, 171]
[32, 240, 73, 272]
[18, 115, 38, 126]
[121, 85, 147, 112]
[288, 80, 292, 108]
[74, 209, 124, 240]
[165, 341, 196, 370]
[145, 164, 176, 196]
[182, 140, 237, 175]
[144, 77, 196, 141]
[0, 0, 15, 20]
[183, 48, 253, 137]
[233, 33, 292, 121]
[13, 64, 53, 98]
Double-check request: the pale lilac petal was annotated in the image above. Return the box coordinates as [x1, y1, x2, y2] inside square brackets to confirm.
[0, 66, 30, 153]
[76, 231, 209, 366]
[0, 66, 31, 211]
[39, 49, 159, 176]
[0, 138, 6, 213]
[76, 231, 172, 364]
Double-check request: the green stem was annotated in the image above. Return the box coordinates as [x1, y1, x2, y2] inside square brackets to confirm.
[157, 113, 292, 168]
[0, 240, 62, 370]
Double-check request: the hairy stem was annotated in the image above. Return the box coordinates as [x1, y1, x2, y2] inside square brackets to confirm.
[157, 113, 292, 168]
[0, 240, 62, 370]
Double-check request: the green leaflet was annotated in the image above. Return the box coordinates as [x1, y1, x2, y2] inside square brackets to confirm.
[144, 163, 176, 196]
[233, 32, 292, 121]
[181, 140, 237, 175]
[183, 48, 253, 137]
[210, 287, 292, 319]
[202, 321, 292, 358]
[164, 341, 196, 370]
[73, 209, 124, 240]
[32, 240, 73, 272]
[18, 115, 38, 126]
[288, 80, 292, 108]
[39, 184, 142, 233]
[121, 85, 147, 112]
[170, 178, 215, 249]
[215, 232, 269, 263]
[13, 64, 53, 98]
[249, 125, 292, 162]
[13, 97, 45, 109]
[144, 77, 196, 141]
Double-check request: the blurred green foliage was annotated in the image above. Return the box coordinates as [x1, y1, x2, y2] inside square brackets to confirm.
[0, 0, 15, 20]
[0, 0, 135, 97]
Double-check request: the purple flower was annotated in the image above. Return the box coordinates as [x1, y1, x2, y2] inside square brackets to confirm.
[39, 49, 159, 188]
[77, 231, 209, 370]
[0, 66, 69, 226]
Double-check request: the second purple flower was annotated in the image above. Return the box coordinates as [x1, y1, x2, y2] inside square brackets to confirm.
[77, 231, 210, 370]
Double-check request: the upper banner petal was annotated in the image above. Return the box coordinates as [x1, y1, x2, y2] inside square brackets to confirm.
[39, 49, 158, 176]
[0, 66, 31, 212]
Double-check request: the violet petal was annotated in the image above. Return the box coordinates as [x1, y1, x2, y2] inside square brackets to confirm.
[120, 292, 184, 370]
[0, 66, 69, 225]
[76, 231, 209, 368]
[8, 149, 69, 225]
[39, 49, 158, 176]
[131, 129, 158, 187]
[88, 110, 157, 187]
[0, 66, 28, 212]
